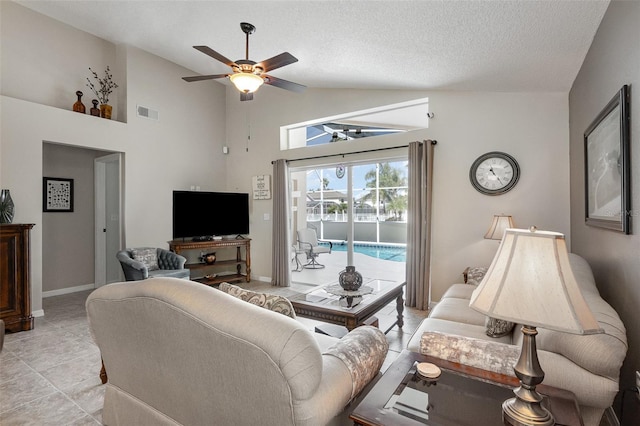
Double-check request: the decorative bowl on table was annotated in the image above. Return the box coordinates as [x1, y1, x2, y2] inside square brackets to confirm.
[200, 252, 216, 265]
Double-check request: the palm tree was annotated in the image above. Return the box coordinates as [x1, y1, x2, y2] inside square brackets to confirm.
[322, 177, 330, 190]
[327, 201, 347, 214]
[362, 163, 407, 218]
[386, 194, 407, 220]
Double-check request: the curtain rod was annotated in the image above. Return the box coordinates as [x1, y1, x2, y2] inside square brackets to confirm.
[271, 139, 437, 164]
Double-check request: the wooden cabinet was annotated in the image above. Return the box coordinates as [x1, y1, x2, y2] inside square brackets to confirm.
[1, 224, 35, 332]
[169, 238, 251, 286]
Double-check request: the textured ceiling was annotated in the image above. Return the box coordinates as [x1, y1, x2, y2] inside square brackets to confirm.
[17, 0, 610, 92]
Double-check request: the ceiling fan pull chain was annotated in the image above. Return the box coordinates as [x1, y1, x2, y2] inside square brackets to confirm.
[246, 103, 251, 152]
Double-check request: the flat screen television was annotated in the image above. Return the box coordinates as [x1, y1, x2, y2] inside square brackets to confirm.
[172, 191, 250, 240]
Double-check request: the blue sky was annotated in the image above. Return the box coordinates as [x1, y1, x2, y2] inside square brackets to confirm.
[306, 161, 408, 193]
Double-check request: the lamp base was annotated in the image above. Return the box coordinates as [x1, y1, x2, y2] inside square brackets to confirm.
[503, 395, 554, 426]
[503, 325, 555, 426]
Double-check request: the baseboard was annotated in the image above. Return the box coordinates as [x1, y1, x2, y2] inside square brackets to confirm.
[32, 309, 45, 318]
[42, 283, 95, 298]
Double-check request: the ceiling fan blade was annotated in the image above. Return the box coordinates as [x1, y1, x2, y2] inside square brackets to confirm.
[240, 92, 254, 102]
[263, 75, 306, 93]
[193, 46, 236, 67]
[182, 74, 229, 82]
[257, 52, 298, 73]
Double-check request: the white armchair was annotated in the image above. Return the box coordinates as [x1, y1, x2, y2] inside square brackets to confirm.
[297, 228, 332, 269]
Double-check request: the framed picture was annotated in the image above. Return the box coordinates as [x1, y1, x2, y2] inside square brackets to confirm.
[584, 85, 630, 233]
[43, 177, 74, 212]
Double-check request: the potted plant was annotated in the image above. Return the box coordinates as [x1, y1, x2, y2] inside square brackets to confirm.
[86, 66, 119, 119]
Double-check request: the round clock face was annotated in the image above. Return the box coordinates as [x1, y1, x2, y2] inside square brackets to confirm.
[469, 152, 520, 195]
[336, 164, 345, 179]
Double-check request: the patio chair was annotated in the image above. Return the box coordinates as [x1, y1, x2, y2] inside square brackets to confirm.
[297, 228, 332, 269]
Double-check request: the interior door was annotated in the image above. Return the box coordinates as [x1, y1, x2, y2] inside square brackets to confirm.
[95, 153, 123, 287]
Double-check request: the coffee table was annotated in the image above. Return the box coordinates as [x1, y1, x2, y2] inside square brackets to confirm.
[289, 279, 405, 333]
[350, 350, 584, 426]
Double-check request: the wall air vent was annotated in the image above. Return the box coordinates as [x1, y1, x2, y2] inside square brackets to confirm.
[136, 105, 159, 121]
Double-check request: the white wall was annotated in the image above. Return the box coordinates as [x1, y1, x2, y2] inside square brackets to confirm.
[226, 87, 571, 300]
[1, 3, 227, 313]
[569, 0, 639, 404]
[1, 2, 119, 116]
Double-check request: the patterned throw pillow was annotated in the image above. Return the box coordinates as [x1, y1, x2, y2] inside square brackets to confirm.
[131, 248, 159, 271]
[463, 266, 489, 285]
[218, 282, 296, 319]
[485, 316, 516, 338]
[420, 331, 519, 377]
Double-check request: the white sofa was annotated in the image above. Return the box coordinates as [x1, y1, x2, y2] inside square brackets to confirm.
[407, 253, 627, 426]
[87, 278, 388, 426]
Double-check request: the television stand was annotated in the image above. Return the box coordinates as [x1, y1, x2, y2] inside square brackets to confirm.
[169, 238, 251, 286]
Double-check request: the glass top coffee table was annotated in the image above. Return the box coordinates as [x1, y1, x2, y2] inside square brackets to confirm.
[289, 279, 405, 333]
[350, 350, 583, 426]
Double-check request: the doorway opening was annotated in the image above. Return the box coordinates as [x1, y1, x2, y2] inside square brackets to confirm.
[41, 143, 123, 297]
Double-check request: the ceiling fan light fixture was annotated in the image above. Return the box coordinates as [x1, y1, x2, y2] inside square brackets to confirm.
[229, 72, 264, 93]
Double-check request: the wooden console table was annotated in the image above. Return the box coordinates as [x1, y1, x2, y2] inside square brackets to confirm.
[169, 238, 251, 285]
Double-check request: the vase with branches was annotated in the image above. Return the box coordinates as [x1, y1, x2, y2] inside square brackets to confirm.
[86, 66, 118, 119]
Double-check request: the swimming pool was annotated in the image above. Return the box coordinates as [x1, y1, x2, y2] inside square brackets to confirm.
[322, 243, 406, 262]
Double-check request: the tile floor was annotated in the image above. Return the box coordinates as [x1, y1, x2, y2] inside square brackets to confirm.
[0, 281, 428, 425]
[1, 291, 104, 425]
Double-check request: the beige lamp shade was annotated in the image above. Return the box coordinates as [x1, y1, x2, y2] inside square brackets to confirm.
[484, 214, 515, 240]
[470, 227, 602, 335]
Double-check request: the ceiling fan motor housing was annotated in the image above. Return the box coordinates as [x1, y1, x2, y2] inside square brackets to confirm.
[234, 59, 263, 75]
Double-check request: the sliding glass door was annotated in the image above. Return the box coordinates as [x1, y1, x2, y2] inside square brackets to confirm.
[290, 159, 407, 286]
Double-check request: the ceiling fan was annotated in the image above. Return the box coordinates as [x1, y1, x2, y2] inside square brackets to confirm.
[182, 22, 306, 101]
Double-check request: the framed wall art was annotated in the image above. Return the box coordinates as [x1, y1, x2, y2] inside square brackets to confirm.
[43, 177, 74, 212]
[584, 85, 630, 233]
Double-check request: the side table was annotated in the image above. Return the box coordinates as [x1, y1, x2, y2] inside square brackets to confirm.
[350, 350, 584, 426]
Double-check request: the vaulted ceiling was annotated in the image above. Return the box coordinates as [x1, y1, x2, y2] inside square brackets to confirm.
[18, 0, 610, 92]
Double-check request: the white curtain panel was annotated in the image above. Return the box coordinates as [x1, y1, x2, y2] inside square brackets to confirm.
[405, 140, 435, 309]
[271, 159, 291, 287]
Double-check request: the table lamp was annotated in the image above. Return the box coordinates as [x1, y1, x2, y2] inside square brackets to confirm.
[469, 227, 602, 426]
[484, 214, 515, 240]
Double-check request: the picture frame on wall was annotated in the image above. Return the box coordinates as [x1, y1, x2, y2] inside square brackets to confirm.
[584, 85, 630, 234]
[43, 177, 74, 212]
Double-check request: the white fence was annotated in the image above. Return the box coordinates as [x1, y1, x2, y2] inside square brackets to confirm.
[307, 219, 407, 245]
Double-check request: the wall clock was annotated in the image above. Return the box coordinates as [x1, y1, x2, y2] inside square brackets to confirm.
[469, 151, 520, 195]
[336, 164, 345, 179]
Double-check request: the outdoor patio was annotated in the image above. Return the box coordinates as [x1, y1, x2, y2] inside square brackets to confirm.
[290, 248, 406, 289]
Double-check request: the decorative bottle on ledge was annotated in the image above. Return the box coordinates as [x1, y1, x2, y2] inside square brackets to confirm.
[339, 266, 363, 291]
[90, 99, 100, 117]
[0, 189, 15, 224]
[73, 91, 86, 114]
